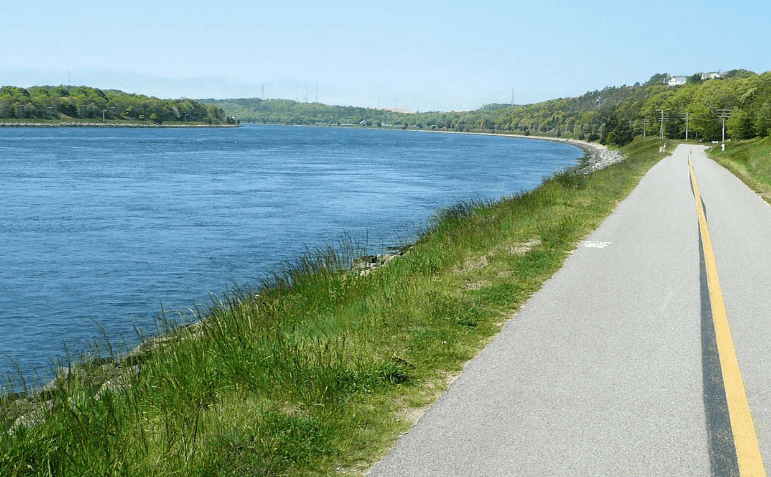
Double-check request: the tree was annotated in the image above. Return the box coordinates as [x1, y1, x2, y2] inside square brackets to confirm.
[755, 102, 771, 137]
[726, 108, 754, 139]
[723, 69, 756, 79]
[647, 73, 669, 85]
[609, 120, 634, 146]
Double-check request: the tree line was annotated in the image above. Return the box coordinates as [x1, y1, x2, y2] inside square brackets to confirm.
[0, 85, 233, 125]
[200, 97, 407, 127]
[204, 69, 770, 146]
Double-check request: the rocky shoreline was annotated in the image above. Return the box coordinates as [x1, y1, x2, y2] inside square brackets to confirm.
[423, 129, 626, 174]
[475, 133, 626, 173]
[536, 137, 626, 173]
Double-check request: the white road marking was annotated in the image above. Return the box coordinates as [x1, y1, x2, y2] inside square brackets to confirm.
[582, 241, 611, 248]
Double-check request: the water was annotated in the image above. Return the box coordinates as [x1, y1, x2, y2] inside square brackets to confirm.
[0, 125, 582, 387]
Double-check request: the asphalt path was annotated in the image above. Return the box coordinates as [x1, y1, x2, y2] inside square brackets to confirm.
[369, 144, 771, 476]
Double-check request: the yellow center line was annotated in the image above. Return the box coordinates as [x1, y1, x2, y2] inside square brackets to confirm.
[689, 156, 766, 476]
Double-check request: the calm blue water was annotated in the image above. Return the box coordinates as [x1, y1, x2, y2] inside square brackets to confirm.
[0, 125, 582, 387]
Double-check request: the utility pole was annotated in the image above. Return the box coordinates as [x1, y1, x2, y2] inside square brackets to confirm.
[683, 112, 691, 140]
[717, 109, 732, 145]
[511, 88, 515, 105]
[656, 109, 668, 140]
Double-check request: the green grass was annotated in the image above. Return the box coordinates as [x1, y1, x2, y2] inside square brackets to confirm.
[708, 136, 771, 203]
[0, 137, 669, 476]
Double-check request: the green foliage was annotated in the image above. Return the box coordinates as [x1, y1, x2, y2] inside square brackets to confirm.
[723, 69, 757, 79]
[607, 119, 635, 146]
[204, 70, 771, 143]
[0, 85, 227, 123]
[647, 73, 669, 85]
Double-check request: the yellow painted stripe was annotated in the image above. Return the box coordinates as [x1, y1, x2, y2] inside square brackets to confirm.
[689, 157, 766, 476]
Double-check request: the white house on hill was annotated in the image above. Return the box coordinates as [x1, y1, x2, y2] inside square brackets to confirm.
[668, 76, 688, 87]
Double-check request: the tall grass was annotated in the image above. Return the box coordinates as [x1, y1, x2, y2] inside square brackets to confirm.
[708, 136, 771, 202]
[0, 137, 667, 476]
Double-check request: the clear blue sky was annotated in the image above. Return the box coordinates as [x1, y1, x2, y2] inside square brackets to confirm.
[2, 0, 768, 112]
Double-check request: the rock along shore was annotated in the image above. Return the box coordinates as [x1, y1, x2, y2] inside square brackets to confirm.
[417, 129, 626, 174]
[520, 135, 626, 173]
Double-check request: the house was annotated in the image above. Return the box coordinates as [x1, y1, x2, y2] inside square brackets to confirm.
[668, 76, 688, 87]
[701, 71, 722, 80]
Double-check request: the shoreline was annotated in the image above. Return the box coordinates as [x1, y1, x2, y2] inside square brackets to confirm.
[414, 128, 626, 173]
[512, 134, 626, 172]
[0, 121, 239, 128]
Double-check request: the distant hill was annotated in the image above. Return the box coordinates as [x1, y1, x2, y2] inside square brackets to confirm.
[199, 97, 411, 128]
[202, 69, 771, 145]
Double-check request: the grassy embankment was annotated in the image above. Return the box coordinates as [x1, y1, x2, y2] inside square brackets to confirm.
[708, 136, 771, 201]
[1, 137, 669, 476]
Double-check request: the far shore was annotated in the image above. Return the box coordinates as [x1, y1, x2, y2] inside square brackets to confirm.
[0, 121, 239, 128]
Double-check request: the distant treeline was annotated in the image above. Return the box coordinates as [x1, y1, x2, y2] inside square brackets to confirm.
[204, 69, 771, 146]
[199, 97, 407, 128]
[0, 85, 233, 125]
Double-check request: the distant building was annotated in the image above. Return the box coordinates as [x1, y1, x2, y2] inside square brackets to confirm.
[701, 71, 722, 80]
[668, 75, 688, 87]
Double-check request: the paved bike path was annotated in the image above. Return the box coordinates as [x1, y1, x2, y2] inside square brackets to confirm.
[370, 144, 771, 475]
[691, 147, 771, 474]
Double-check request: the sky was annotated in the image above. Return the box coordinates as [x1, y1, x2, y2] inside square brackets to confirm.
[2, 0, 769, 112]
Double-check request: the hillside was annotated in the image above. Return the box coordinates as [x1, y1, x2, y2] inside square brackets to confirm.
[203, 70, 771, 145]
